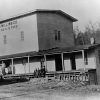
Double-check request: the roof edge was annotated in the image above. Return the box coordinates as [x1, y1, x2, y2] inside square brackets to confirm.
[0, 9, 78, 23]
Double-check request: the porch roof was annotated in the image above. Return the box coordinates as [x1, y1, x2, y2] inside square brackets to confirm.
[0, 43, 100, 60]
[39, 43, 100, 54]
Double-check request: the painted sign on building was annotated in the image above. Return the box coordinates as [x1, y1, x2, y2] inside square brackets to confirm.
[0, 14, 39, 56]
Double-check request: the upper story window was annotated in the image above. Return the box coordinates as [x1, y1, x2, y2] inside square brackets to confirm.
[21, 31, 24, 41]
[3, 35, 7, 44]
[55, 30, 58, 40]
[54, 30, 61, 41]
[58, 31, 60, 40]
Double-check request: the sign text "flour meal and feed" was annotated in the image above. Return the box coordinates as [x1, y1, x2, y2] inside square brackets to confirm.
[0, 20, 18, 32]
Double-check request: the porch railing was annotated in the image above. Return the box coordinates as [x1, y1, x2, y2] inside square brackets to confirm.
[46, 69, 97, 85]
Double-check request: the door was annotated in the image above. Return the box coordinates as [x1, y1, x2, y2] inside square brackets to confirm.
[70, 53, 76, 70]
[55, 54, 62, 71]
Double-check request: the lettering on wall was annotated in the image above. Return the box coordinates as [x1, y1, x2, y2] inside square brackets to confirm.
[0, 20, 18, 32]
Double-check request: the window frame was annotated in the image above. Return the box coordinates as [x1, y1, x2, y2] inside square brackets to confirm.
[54, 30, 61, 41]
[21, 31, 24, 41]
[3, 35, 7, 44]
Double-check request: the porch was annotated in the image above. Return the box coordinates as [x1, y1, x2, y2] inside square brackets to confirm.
[0, 45, 97, 84]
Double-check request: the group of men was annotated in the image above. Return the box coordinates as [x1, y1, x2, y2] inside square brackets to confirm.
[34, 66, 46, 78]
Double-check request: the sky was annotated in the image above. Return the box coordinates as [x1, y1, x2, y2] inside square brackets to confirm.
[0, 0, 100, 31]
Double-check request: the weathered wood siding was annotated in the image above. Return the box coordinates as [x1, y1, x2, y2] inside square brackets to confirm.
[75, 50, 96, 70]
[47, 61, 55, 72]
[75, 52, 84, 70]
[95, 47, 100, 84]
[37, 12, 75, 50]
[14, 56, 42, 74]
[85, 50, 96, 69]
[46, 55, 55, 72]
[0, 14, 39, 56]
[64, 54, 71, 71]
[64, 59, 71, 71]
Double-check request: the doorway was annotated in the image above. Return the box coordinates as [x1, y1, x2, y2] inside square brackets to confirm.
[70, 53, 76, 70]
[3, 60, 11, 68]
[55, 54, 62, 71]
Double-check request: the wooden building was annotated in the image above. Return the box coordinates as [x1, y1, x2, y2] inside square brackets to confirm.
[0, 9, 77, 74]
[0, 9, 99, 84]
[0, 9, 77, 56]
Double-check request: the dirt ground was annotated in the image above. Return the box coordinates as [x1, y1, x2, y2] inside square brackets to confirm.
[0, 78, 100, 100]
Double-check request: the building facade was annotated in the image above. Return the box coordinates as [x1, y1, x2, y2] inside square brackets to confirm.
[0, 9, 77, 76]
[0, 9, 77, 56]
[0, 9, 99, 85]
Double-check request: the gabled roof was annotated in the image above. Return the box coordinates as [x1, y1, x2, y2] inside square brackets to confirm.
[0, 9, 77, 24]
[36, 9, 78, 22]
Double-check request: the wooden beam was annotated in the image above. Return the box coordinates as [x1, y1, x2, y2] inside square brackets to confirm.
[61, 53, 65, 71]
[28, 56, 30, 73]
[82, 50, 85, 70]
[44, 55, 47, 71]
[11, 58, 14, 74]
[2, 61, 3, 66]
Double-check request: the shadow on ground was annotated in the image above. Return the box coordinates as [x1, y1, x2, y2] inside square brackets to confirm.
[0, 79, 29, 86]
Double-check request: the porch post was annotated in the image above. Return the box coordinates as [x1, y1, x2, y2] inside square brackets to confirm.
[82, 50, 85, 70]
[28, 56, 30, 73]
[44, 55, 47, 71]
[2, 61, 4, 69]
[11, 58, 14, 74]
[2, 61, 3, 66]
[61, 53, 64, 71]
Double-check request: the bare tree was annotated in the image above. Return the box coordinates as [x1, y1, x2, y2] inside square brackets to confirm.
[74, 26, 85, 45]
[74, 21, 97, 45]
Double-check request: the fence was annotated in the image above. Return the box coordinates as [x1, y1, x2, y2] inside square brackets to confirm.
[46, 69, 97, 85]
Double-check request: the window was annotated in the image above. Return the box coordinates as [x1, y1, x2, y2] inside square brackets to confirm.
[58, 31, 60, 40]
[3, 35, 7, 44]
[55, 30, 58, 40]
[54, 30, 61, 41]
[21, 31, 24, 41]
